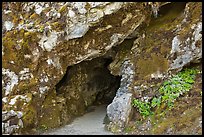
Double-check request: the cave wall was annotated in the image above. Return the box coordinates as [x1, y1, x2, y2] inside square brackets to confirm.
[2, 2, 202, 134]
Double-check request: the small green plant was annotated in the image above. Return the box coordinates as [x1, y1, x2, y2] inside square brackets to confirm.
[159, 68, 199, 108]
[40, 124, 48, 130]
[132, 99, 152, 118]
[132, 68, 199, 117]
[151, 96, 161, 108]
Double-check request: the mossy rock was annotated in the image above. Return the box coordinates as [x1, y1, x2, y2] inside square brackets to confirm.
[136, 53, 169, 78]
[38, 90, 61, 130]
[21, 104, 37, 132]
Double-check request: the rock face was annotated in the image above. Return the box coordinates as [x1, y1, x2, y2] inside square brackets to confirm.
[2, 2, 202, 135]
[107, 2, 202, 133]
[107, 60, 134, 132]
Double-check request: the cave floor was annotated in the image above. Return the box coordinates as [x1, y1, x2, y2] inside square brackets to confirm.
[40, 104, 113, 135]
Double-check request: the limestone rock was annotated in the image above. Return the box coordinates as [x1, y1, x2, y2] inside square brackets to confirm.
[2, 2, 202, 135]
[107, 60, 134, 132]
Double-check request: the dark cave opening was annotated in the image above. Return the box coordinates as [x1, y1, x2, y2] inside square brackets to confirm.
[92, 58, 122, 105]
[149, 2, 187, 25]
[157, 2, 187, 18]
[55, 66, 73, 92]
[55, 56, 122, 111]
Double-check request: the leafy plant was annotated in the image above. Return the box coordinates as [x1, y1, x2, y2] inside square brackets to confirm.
[151, 97, 161, 108]
[132, 99, 152, 118]
[132, 68, 199, 117]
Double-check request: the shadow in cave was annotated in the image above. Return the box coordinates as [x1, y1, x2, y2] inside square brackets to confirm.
[55, 56, 122, 114]
[91, 58, 122, 106]
[157, 2, 187, 18]
[148, 2, 187, 28]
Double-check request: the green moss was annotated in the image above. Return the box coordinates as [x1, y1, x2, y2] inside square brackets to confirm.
[51, 21, 65, 32]
[58, 5, 67, 13]
[38, 90, 61, 130]
[151, 98, 201, 134]
[152, 117, 176, 134]
[22, 31, 39, 44]
[2, 35, 17, 61]
[16, 78, 38, 94]
[136, 53, 169, 78]
[124, 126, 135, 133]
[177, 3, 202, 40]
[2, 28, 41, 79]
[39, 25, 44, 33]
[21, 105, 37, 130]
[187, 2, 202, 24]
[135, 3, 187, 66]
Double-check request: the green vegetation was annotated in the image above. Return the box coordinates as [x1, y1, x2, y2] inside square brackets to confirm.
[132, 99, 152, 117]
[132, 67, 199, 118]
[39, 125, 48, 130]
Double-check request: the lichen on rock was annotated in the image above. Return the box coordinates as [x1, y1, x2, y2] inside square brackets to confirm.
[2, 2, 202, 135]
[107, 60, 134, 132]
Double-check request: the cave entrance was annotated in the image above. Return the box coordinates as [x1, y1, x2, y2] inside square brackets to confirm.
[55, 56, 121, 114]
[91, 58, 121, 106]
